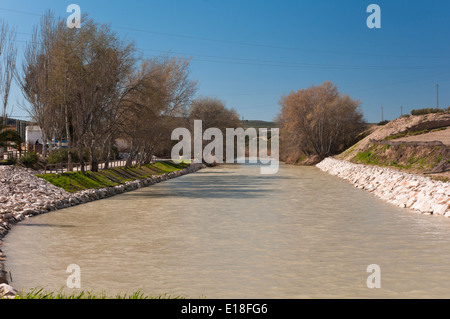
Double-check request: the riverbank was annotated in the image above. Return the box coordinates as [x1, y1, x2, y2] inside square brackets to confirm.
[316, 157, 450, 217]
[0, 162, 206, 290]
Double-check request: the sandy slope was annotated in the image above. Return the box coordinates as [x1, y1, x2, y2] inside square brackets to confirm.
[392, 127, 450, 145]
[338, 113, 450, 161]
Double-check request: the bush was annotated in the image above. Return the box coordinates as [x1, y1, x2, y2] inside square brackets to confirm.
[19, 152, 39, 168]
[377, 120, 389, 126]
[400, 114, 410, 118]
[411, 108, 444, 116]
[278, 81, 366, 158]
[0, 158, 16, 165]
[47, 149, 87, 164]
[48, 149, 69, 164]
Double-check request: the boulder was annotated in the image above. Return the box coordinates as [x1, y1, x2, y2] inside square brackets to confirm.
[0, 283, 17, 298]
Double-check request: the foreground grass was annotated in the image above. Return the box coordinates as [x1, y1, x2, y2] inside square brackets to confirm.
[36, 161, 189, 193]
[12, 288, 187, 299]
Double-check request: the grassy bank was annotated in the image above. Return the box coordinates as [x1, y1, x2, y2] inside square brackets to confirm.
[349, 142, 449, 182]
[352, 142, 447, 170]
[36, 161, 189, 193]
[333, 114, 450, 182]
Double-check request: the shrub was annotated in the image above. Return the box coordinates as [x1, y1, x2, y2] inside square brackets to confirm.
[47, 149, 87, 164]
[377, 120, 389, 126]
[399, 114, 410, 118]
[0, 158, 16, 165]
[411, 108, 444, 116]
[48, 149, 69, 164]
[19, 152, 39, 168]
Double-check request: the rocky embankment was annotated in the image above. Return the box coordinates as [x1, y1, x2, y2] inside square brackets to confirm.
[339, 113, 450, 161]
[317, 158, 450, 217]
[0, 163, 206, 292]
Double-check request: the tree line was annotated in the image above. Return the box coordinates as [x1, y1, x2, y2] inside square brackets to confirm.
[2, 11, 369, 171]
[8, 12, 240, 171]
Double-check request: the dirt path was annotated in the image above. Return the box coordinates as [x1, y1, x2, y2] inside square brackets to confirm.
[392, 127, 450, 145]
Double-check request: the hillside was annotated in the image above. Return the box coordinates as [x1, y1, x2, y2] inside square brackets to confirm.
[241, 120, 277, 129]
[337, 113, 450, 181]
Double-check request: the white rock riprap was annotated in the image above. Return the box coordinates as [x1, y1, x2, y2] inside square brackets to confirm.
[0, 283, 17, 299]
[316, 158, 450, 217]
[0, 163, 206, 288]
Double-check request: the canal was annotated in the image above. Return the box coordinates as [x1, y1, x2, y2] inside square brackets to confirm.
[3, 163, 450, 298]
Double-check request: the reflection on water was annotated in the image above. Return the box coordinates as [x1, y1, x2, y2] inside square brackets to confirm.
[3, 163, 450, 298]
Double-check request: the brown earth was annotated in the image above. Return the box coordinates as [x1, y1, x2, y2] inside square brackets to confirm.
[392, 126, 450, 145]
[338, 113, 450, 161]
[337, 113, 450, 181]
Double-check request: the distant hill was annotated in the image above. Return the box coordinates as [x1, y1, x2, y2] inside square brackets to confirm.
[241, 120, 277, 129]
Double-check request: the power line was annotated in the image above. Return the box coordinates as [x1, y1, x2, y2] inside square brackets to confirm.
[114, 24, 450, 60]
[436, 82, 439, 108]
[0, 7, 42, 17]
[1, 6, 450, 60]
[345, 69, 450, 96]
[4, 7, 450, 71]
[3, 6, 449, 109]
[139, 48, 450, 70]
[12, 31, 450, 71]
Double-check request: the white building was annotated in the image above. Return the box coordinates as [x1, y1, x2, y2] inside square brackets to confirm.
[25, 126, 43, 147]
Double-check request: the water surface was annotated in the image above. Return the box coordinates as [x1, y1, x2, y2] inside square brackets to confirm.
[4, 163, 450, 298]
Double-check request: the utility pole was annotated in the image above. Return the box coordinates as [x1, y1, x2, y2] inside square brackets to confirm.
[436, 82, 439, 109]
[381, 105, 383, 122]
[400, 106, 403, 117]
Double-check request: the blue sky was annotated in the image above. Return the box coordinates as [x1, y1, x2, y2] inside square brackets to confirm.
[1, 0, 449, 123]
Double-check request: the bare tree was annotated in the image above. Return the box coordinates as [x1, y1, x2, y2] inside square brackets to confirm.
[189, 96, 241, 131]
[19, 13, 136, 171]
[0, 20, 18, 125]
[121, 56, 197, 167]
[19, 12, 201, 172]
[188, 96, 241, 162]
[277, 81, 365, 162]
[18, 12, 64, 157]
[69, 18, 136, 172]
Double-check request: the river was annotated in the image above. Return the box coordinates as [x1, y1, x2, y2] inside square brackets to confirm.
[3, 163, 450, 298]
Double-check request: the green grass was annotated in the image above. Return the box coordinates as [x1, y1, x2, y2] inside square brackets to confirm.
[354, 147, 418, 169]
[354, 150, 379, 165]
[352, 141, 446, 172]
[37, 161, 190, 193]
[12, 288, 187, 299]
[36, 171, 119, 193]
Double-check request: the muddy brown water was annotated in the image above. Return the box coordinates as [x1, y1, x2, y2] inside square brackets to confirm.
[3, 163, 450, 298]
